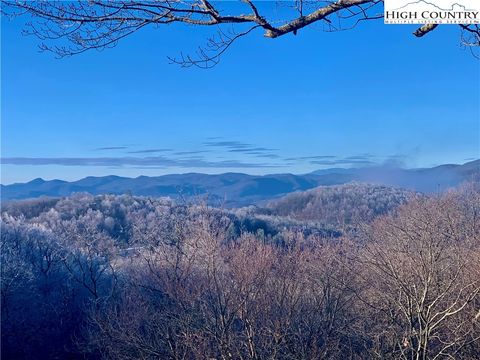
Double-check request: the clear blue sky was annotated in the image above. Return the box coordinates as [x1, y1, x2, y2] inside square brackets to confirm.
[2, 8, 479, 184]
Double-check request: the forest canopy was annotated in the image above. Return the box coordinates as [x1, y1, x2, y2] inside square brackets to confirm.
[2, 182, 479, 359]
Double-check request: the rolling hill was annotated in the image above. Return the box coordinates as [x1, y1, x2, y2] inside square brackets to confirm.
[1, 160, 478, 205]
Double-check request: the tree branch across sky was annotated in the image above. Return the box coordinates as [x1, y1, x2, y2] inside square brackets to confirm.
[3, 0, 479, 67]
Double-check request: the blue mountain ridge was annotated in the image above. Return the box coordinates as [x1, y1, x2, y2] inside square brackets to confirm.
[1, 160, 478, 206]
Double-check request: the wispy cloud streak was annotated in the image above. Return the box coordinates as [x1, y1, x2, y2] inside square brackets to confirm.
[285, 155, 336, 161]
[1, 156, 282, 169]
[310, 159, 375, 166]
[127, 149, 172, 154]
[94, 146, 129, 151]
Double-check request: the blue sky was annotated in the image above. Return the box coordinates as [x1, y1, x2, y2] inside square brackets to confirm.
[1, 6, 479, 184]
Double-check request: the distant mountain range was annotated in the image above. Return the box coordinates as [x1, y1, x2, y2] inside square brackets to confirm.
[1, 160, 478, 206]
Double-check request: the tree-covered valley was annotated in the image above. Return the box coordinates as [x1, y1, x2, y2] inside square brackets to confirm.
[2, 181, 479, 359]
[2, 1, 479, 358]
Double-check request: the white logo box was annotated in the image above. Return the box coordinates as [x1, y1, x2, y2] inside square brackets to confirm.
[384, 0, 480, 24]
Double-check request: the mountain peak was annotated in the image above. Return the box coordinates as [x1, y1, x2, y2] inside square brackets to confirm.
[28, 178, 45, 185]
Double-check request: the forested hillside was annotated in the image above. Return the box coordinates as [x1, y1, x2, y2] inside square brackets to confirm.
[3, 1, 479, 359]
[267, 183, 415, 231]
[2, 182, 479, 359]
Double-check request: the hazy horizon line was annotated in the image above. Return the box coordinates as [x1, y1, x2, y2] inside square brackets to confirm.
[1, 159, 477, 186]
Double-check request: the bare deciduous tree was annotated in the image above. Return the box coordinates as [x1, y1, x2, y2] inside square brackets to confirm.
[3, 1, 479, 67]
[2, 185, 479, 359]
[359, 185, 480, 359]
